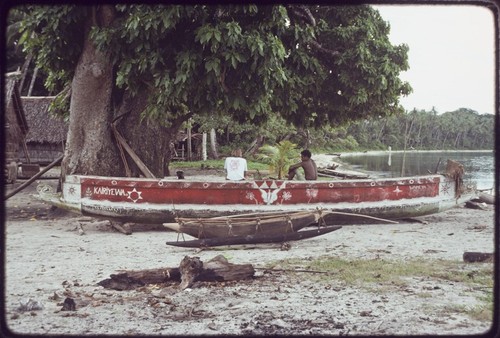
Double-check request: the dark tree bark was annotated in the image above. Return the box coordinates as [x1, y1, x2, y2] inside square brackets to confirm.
[62, 6, 122, 178]
[62, 6, 187, 179]
[115, 91, 189, 177]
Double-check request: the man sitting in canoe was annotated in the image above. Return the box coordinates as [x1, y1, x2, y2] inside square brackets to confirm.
[224, 148, 248, 180]
[287, 149, 318, 180]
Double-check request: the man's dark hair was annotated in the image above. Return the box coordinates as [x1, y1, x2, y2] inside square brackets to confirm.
[301, 149, 312, 158]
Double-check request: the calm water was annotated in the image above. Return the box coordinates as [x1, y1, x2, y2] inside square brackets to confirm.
[340, 150, 495, 191]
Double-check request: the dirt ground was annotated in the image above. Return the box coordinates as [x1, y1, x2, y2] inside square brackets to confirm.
[2, 176, 497, 336]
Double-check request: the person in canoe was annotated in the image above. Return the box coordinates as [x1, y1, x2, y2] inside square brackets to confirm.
[287, 149, 318, 180]
[224, 148, 248, 180]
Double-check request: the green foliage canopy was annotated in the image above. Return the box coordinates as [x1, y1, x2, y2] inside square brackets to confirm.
[345, 108, 494, 151]
[18, 4, 411, 128]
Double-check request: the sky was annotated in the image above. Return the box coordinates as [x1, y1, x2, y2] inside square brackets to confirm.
[374, 5, 496, 115]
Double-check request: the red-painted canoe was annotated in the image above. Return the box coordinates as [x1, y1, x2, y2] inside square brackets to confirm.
[34, 159, 476, 225]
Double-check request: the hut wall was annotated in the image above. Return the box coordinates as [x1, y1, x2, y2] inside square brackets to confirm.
[4, 106, 23, 163]
[18, 142, 64, 165]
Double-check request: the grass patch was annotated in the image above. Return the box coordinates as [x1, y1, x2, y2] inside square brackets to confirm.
[267, 256, 494, 322]
[171, 159, 269, 171]
[267, 256, 494, 289]
[468, 293, 495, 321]
[439, 301, 493, 322]
[266, 256, 494, 322]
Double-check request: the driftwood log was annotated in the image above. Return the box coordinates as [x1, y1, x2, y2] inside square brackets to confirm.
[463, 251, 494, 263]
[97, 255, 254, 290]
[109, 221, 133, 235]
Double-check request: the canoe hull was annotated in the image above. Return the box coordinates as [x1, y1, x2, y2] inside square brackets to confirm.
[163, 211, 319, 239]
[34, 170, 477, 224]
[165, 225, 343, 248]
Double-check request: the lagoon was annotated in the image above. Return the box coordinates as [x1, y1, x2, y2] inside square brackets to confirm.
[339, 150, 495, 191]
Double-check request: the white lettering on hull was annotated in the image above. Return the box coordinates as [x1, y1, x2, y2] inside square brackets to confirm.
[88, 186, 144, 203]
[94, 187, 127, 196]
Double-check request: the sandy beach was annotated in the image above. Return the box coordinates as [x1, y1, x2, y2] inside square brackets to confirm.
[2, 173, 497, 336]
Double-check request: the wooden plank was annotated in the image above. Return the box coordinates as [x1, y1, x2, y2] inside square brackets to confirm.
[111, 126, 132, 177]
[318, 168, 369, 179]
[111, 124, 155, 178]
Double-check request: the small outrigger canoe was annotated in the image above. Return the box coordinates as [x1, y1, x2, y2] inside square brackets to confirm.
[163, 210, 321, 239]
[165, 224, 343, 248]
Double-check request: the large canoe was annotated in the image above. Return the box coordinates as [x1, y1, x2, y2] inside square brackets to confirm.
[34, 160, 476, 225]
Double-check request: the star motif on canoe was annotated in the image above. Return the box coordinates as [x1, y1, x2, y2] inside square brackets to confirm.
[127, 188, 143, 203]
[281, 191, 292, 201]
[441, 182, 451, 195]
[393, 186, 402, 194]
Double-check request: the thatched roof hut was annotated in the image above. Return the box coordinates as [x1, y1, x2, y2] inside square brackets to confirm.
[20, 96, 68, 164]
[22, 97, 68, 143]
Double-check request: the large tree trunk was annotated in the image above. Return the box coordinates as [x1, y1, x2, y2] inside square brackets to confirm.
[62, 6, 122, 178]
[61, 6, 183, 179]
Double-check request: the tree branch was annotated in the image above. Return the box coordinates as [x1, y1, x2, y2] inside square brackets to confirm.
[287, 5, 339, 59]
[308, 39, 340, 59]
[288, 5, 316, 26]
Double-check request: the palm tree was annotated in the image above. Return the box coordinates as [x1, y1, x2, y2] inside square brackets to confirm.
[257, 141, 299, 179]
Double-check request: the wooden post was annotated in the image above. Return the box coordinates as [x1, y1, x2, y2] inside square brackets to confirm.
[210, 128, 219, 159]
[22, 140, 31, 164]
[187, 127, 192, 161]
[202, 132, 207, 161]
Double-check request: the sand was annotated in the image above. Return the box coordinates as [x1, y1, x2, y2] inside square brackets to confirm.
[3, 176, 497, 336]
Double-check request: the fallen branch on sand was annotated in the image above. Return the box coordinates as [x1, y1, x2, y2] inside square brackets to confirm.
[97, 255, 254, 290]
